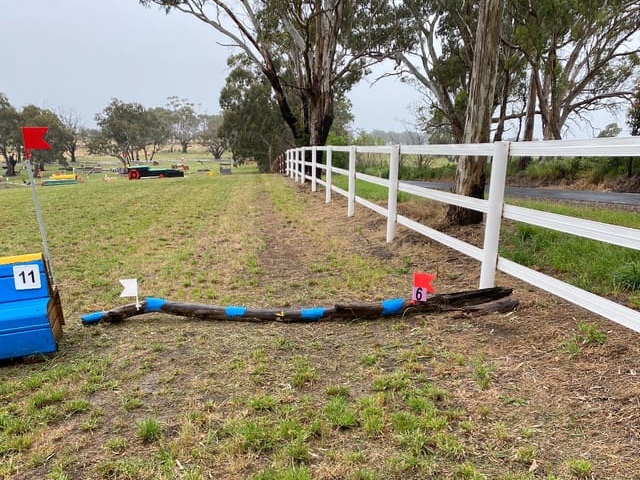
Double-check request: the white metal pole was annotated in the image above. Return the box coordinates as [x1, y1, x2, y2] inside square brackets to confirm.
[311, 146, 317, 192]
[26, 158, 56, 287]
[347, 146, 356, 217]
[325, 148, 332, 204]
[386, 145, 400, 243]
[286, 150, 291, 177]
[480, 141, 509, 288]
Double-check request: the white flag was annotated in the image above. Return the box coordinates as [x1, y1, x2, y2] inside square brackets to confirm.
[119, 278, 138, 298]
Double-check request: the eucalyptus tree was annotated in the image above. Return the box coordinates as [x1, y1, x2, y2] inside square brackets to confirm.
[392, 0, 523, 145]
[447, 0, 504, 225]
[166, 96, 203, 153]
[143, 107, 174, 161]
[629, 81, 640, 137]
[140, 0, 396, 149]
[56, 107, 83, 163]
[511, 0, 640, 140]
[19, 105, 71, 170]
[218, 56, 292, 172]
[1, 96, 79, 173]
[393, 0, 478, 144]
[90, 99, 159, 166]
[199, 114, 226, 159]
[0, 93, 21, 175]
[389, 0, 505, 224]
[625, 81, 640, 178]
[392, 0, 638, 223]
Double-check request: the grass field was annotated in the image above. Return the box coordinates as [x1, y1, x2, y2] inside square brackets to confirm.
[1, 167, 640, 479]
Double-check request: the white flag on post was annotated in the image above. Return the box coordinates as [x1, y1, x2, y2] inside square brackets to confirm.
[119, 278, 140, 309]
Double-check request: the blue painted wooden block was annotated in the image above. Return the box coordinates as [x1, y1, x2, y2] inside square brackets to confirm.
[0, 253, 65, 361]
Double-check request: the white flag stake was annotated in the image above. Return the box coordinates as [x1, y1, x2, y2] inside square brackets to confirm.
[120, 278, 140, 310]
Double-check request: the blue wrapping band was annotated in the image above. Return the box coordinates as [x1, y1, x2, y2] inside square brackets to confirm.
[81, 311, 105, 324]
[300, 307, 325, 320]
[381, 298, 404, 316]
[145, 297, 166, 312]
[225, 306, 247, 317]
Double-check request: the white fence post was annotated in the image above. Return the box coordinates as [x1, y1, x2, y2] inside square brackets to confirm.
[480, 141, 510, 288]
[325, 148, 333, 203]
[289, 150, 296, 178]
[284, 150, 289, 177]
[348, 146, 356, 217]
[293, 149, 299, 182]
[311, 147, 317, 192]
[300, 148, 306, 184]
[386, 145, 400, 243]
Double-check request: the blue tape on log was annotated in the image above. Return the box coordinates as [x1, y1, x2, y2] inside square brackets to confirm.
[300, 307, 325, 320]
[381, 298, 404, 316]
[81, 311, 105, 324]
[145, 297, 166, 312]
[225, 306, 247, 317]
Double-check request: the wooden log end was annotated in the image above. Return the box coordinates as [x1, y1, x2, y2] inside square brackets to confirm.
[456, 297, 520, 318]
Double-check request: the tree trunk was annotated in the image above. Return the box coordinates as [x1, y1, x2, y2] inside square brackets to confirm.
[493, 68, 511, 142]
[4, 154, 17, 176]
[261, 57, 304, 146]
[518, 69, 538, 171]
[447, 0, 504, 226]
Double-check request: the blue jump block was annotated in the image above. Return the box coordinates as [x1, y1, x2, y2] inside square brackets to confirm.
[0, 253, 65, 361]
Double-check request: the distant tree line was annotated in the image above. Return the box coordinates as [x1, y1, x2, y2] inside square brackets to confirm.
[0, 93, 227, 174]
[86, 96, 226, 168]
[0, 93, 80, 176]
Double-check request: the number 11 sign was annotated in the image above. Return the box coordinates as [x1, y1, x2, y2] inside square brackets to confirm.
[13, 264, 42, 290]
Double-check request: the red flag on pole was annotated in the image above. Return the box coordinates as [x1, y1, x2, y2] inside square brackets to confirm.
[414, 272, 436, 293]
[21, 126, 51, 159]
[412, 272, 436, 303]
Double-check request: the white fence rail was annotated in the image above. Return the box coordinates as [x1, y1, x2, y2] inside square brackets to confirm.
[284, 138, 640, 333]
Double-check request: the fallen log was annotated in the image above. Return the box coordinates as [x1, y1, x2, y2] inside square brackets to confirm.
[81, 287, 517, 325]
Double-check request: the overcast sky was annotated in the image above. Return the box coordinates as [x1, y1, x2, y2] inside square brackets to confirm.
[0, 0, 421, 132]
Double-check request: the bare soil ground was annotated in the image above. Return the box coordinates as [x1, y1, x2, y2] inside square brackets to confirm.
[4, 178, 640, 479]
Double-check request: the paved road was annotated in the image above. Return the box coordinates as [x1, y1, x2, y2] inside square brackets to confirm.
[409, 181, 640, 207]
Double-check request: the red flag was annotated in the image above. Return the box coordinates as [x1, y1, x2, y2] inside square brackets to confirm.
[21, 126, 51, 159]
[414, 272, 436, 293]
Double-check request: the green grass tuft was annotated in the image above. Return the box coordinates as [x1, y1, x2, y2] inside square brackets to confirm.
[136, 418, 162, 443]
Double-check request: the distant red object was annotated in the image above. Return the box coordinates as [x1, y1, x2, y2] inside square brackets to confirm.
[21, 126, 51, 159]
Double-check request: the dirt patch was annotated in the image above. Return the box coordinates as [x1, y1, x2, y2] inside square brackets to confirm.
[612, 172, 640, 193]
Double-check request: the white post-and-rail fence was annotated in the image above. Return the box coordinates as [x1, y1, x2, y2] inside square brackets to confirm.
[284, 138, 640, 334]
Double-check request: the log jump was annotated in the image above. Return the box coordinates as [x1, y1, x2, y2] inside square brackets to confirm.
[81, 287, 517, 325]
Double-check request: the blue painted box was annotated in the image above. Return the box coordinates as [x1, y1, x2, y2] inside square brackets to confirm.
[0, 253, 64, 361]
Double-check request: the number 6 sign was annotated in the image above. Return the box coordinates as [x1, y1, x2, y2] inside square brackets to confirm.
[13, 264, 42, 290]
[412, 272, 436, 303]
